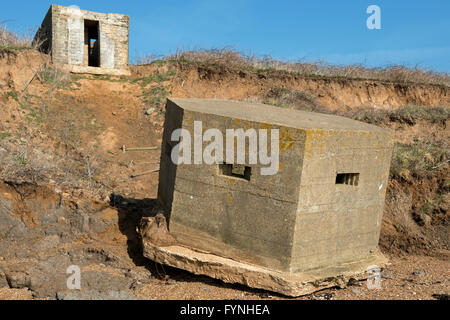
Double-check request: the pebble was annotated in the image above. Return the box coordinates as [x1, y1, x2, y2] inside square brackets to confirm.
[412, 270, 427, 277]
[166, 279, 176, 285]
[0, 147, 8, 159]
[432, 294, 449, 301]
[259, 292, 273, 299]
[352, 288, 363, 296]
[145, 108, 156, 115]
[381, 270, 394, 279]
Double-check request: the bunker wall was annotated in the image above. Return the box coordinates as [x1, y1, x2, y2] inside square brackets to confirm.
[291, 129, 394, 272]
[159, 101, 306, 271]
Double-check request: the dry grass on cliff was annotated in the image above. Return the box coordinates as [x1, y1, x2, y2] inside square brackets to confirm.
[0, 23, 32, 50]
[136, 47, 450, 87]
[352, 104, 450, 125]
[390, 141, 449, 179]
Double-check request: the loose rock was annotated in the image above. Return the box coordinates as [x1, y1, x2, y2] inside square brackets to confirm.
[352, 288, 363, 296]
[432, 294, 449, 301]
[412, 270, 427, 277]
[145, 108, 156, 115]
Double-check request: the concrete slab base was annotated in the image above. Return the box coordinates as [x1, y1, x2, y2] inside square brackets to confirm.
[142, 240, 388, 297]
[59, 64, 131, 76]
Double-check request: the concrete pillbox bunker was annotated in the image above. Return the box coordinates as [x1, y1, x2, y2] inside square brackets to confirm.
[143, 98, 394, 296]
[34, 4, 130, 76]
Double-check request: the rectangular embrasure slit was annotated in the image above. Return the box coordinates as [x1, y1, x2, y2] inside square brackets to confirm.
[336, 173, 360, 186]
[220, 164, 251, 181]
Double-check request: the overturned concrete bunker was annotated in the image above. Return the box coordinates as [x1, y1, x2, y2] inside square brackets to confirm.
[142, 98, 394, 296]
[34, 5, 130, 76]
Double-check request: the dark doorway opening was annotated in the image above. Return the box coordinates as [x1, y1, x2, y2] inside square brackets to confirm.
[84, 20, 100, 67]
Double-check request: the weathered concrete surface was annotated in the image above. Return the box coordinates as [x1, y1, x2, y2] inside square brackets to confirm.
[142, 239, 388, 297]
[155, 98, 394, 281]
[34, 5, 130, 76]
[0, 182, 153, 299]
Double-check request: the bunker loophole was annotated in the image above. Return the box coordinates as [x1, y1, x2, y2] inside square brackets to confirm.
[220, 164, 251, 181]
[336, 173, 360, 186]
[84, 19, 100, 67]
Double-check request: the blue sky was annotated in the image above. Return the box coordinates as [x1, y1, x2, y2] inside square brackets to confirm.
[2, 0, 450, 71]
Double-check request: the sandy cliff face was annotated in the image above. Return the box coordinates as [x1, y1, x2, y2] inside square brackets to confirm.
[0, 49, 448, 299]
[133, 62, 450, 110]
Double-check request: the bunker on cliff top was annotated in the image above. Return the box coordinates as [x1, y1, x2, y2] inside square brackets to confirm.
[34, 4, 130, 76]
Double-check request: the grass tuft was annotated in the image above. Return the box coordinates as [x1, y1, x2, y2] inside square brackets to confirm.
[390, 141, 449, 179]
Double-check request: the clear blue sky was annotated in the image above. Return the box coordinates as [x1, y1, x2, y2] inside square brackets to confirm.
[2, 0, 450, 71]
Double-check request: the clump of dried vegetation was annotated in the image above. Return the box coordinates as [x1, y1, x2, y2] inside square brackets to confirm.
[263, 87, 332, 114]
[352, 105, 450, 125]
[136, 47, 450, 87]
[390, 141, 449, 179]
[0, 23, 32, 50]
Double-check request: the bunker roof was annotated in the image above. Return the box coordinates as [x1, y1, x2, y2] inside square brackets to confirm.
[49, 4, 128, 17]
[169, 98, 387, 132]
